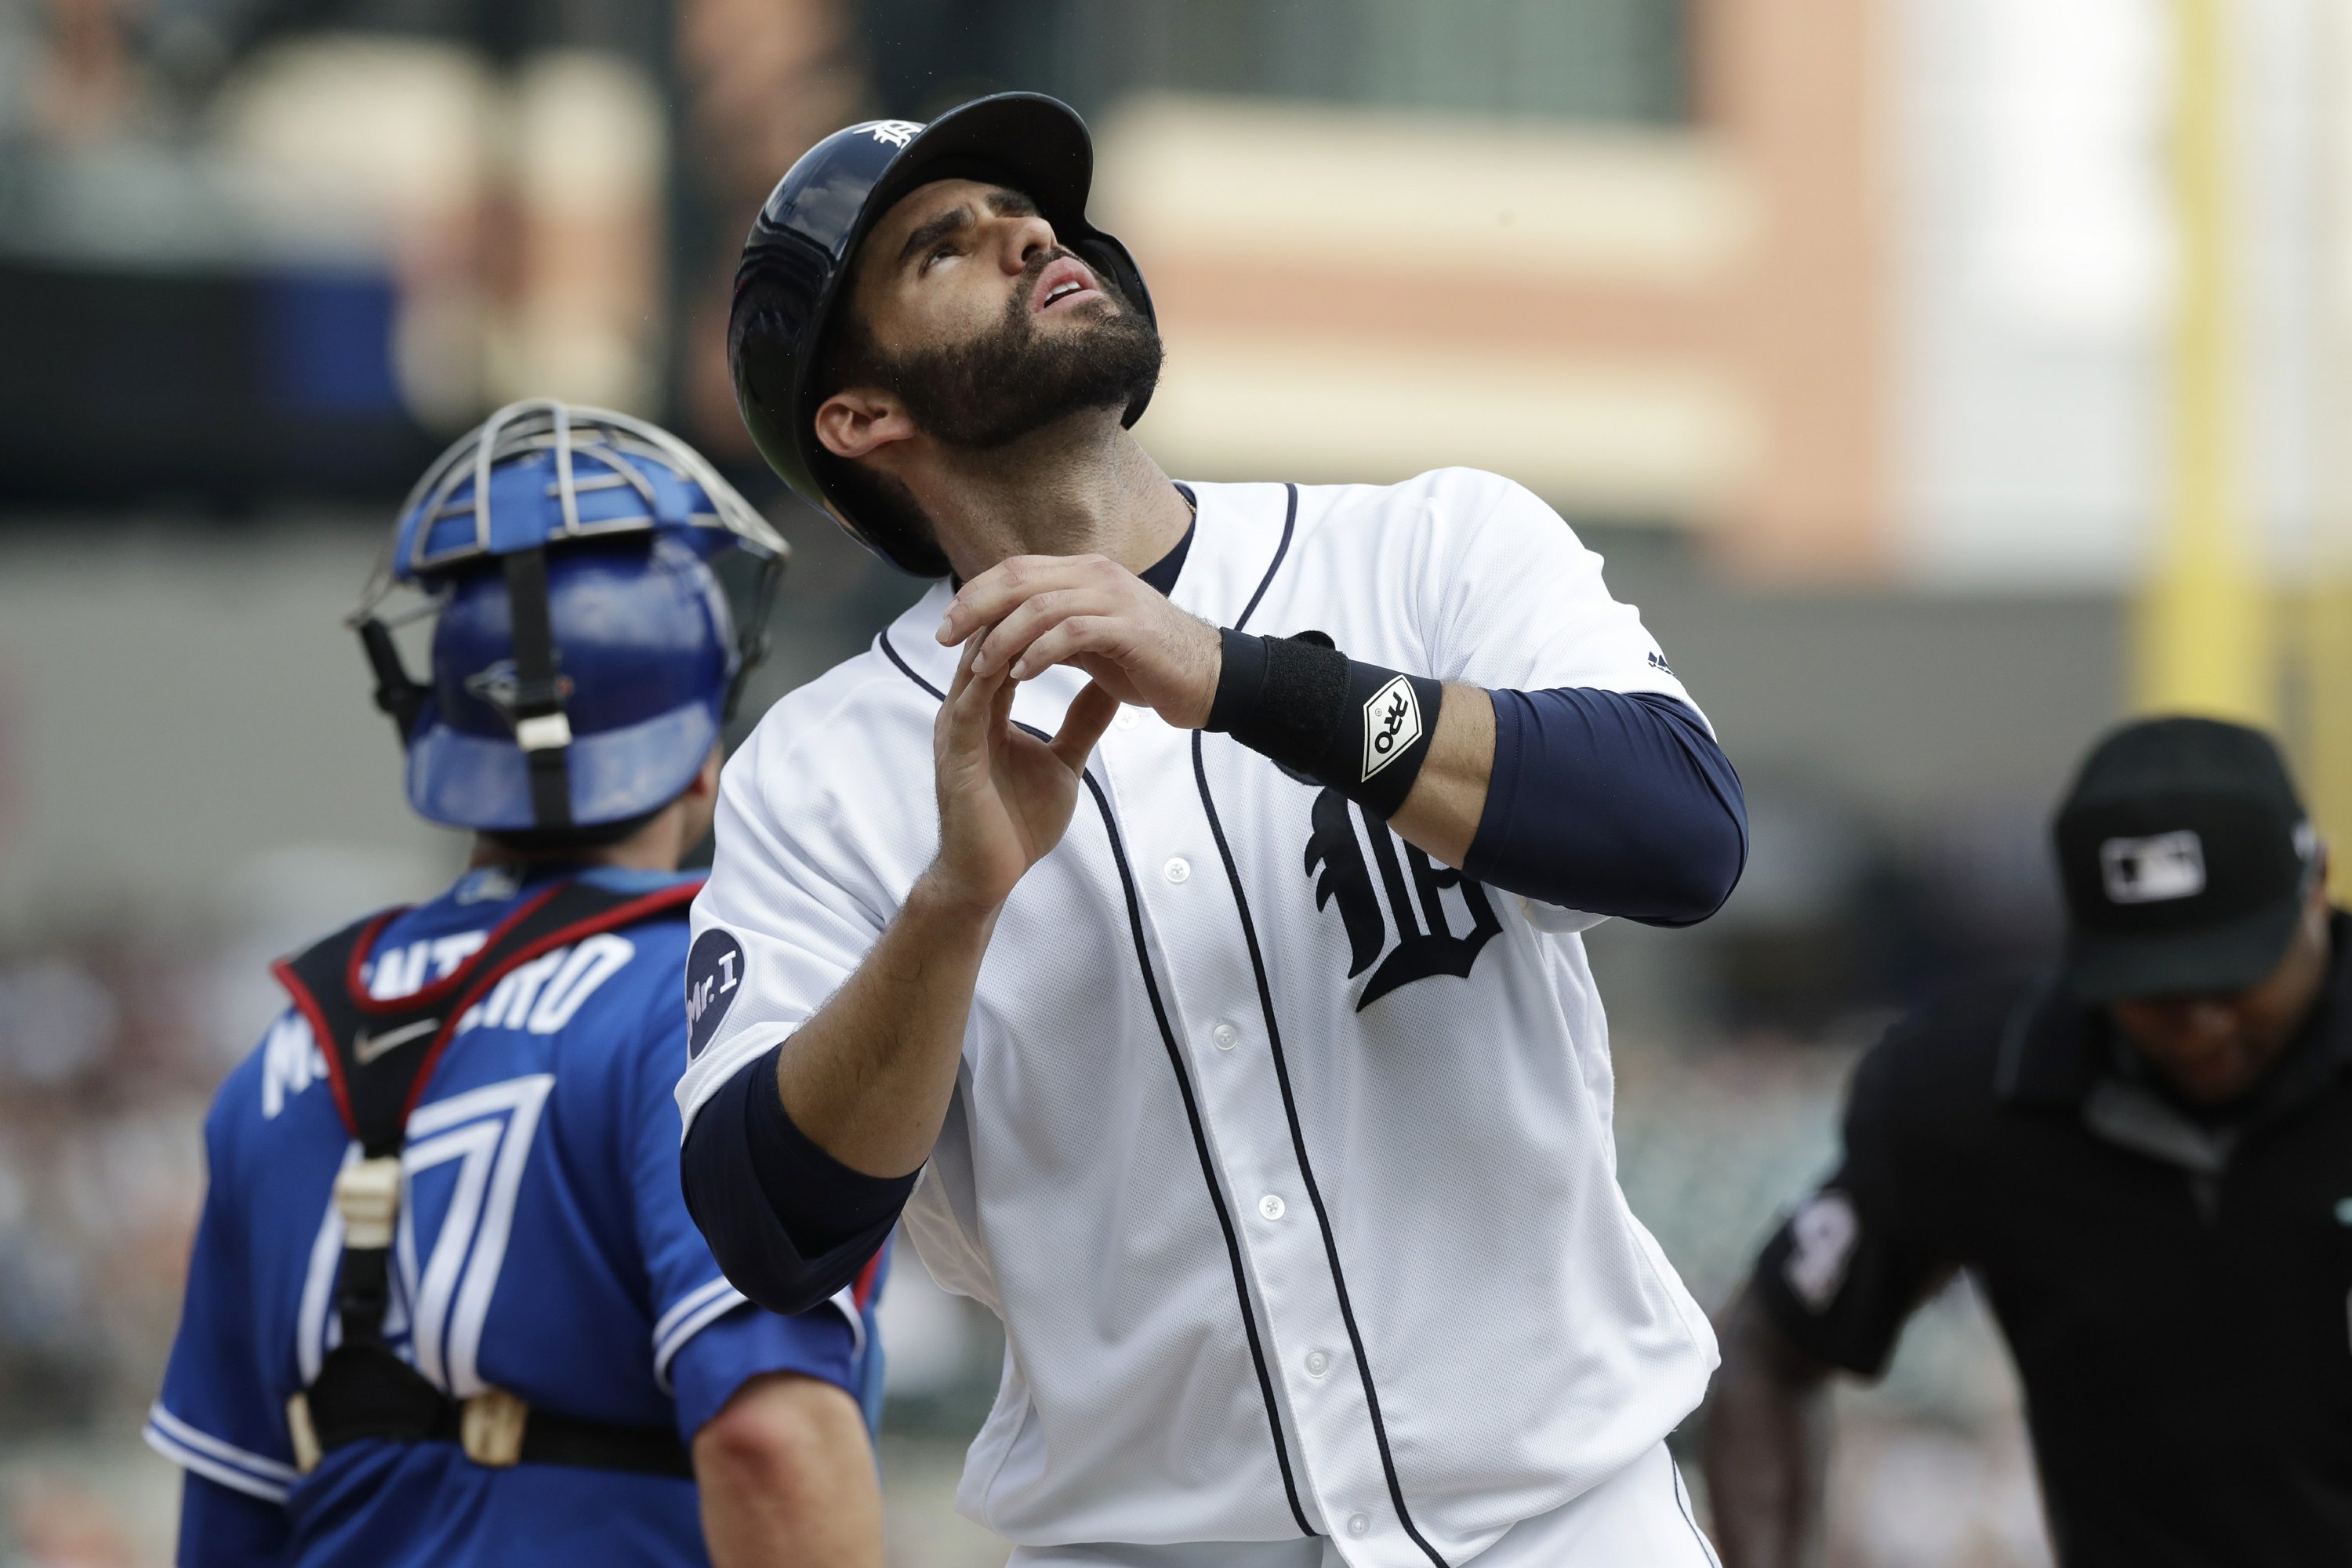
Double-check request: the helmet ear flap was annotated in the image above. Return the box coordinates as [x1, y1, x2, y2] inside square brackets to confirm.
[1068, 230, 1157, 428]
[1073, 233, 1153, 328]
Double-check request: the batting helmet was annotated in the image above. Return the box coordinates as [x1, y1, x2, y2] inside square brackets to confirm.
[350, 400, 788, 836]
[728, 93, 1154, 579]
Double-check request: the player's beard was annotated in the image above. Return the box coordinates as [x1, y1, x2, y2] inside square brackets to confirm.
[885, 252, 1162, 451]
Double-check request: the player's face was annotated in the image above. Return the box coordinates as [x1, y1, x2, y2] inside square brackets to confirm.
[860, 180, 1111, 348]
[2107, 878, 2333, 1105]
[840, 178, 1161, 450]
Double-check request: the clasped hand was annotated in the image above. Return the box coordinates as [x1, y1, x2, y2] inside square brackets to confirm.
[924, 555, 1223, 913]
[936, 554, 1222, 727]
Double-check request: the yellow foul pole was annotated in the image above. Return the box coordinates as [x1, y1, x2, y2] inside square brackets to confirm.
[2309, 0, 2352, 891]
[2133, 0, 2274, 724]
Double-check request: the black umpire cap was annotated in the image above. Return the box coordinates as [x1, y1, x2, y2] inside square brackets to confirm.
[2053, 717, 2322, 1002]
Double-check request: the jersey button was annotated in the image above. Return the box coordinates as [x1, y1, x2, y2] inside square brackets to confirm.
[1163, 856, 1191, 884]
[1258, 1193, 1286, 1221]
[1212, 1022, 1240, 1051]
[1116, 708, 1141, 730]
[1305, 1349, 1330, 1377]
[1347, 1514, 1370, 1537]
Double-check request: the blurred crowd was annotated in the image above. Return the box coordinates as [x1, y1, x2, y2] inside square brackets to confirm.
[0, 927, 223, 1566]
[0, 931, 245, 1415]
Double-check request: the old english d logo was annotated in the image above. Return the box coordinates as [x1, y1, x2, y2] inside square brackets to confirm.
[1305, 788, 1501, 1011]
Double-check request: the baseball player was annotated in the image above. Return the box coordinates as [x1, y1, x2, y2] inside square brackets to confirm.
[147, 403, 885, 1568]
[680, 96, 1748, 1566]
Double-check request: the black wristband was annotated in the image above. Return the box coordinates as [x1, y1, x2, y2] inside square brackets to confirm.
[1205, 628, 1443, 817]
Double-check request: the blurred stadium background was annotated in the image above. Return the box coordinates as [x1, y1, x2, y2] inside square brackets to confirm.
[0, 0, 2344, 1562]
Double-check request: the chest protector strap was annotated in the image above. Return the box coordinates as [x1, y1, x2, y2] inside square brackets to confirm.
[270, 875, 703, 1479]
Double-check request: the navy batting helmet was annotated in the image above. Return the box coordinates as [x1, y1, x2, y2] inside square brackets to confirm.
[728, 93, 1154, 579]
[351, 400, 788, 836]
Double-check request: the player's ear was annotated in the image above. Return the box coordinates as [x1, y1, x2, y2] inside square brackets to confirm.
[814, 387, 916, 463]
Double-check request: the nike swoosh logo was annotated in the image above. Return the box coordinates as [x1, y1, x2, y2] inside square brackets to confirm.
[353, 1018, 439, 1065]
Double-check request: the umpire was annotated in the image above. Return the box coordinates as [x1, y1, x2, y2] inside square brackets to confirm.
[1705, 716, 2350, 1567]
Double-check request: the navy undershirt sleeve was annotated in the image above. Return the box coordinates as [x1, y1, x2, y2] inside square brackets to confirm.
[680, 1044, 914, 1316]
[1465, 688, 1748, 927]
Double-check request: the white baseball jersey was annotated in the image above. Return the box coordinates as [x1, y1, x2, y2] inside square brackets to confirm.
[677, 467, 1717, 1567]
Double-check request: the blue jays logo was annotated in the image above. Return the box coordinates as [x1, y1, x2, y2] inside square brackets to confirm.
[464, 660, 573, 722]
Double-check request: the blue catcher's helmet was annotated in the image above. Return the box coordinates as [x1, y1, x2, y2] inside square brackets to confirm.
[351, 401, 788, 836]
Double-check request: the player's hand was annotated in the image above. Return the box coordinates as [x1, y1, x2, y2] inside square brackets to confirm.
[936, 554, 1222, 729]
[927, 633, 1120, 913]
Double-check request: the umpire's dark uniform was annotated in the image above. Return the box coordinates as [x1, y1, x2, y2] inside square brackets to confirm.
[1741, 719, 2352, 1566]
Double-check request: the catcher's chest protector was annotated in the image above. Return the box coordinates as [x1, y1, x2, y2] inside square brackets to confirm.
[270, 877, 702, 1477]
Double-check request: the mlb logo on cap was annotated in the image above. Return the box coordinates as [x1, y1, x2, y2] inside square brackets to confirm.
[2055, 717, 2315, 1001]
[2100, 830, 2207, 905]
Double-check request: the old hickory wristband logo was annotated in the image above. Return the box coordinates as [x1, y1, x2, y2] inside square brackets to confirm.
[1361, 675, 1422, 781]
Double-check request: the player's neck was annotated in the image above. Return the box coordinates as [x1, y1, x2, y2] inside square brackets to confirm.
[916, 418, 1191, 579]
[465, 806, 689, 877]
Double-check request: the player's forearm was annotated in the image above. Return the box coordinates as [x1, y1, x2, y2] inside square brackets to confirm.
[1385, 682, 1494, 866]
[695, 1374, 882, 1568]
[774, 872, 1000, 1178]
[1703, 1289, 1835, 1568]
[1203, 632, 1486, 866]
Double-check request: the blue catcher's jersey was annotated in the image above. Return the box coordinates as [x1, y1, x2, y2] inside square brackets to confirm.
[148, 865, 886, 1567]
